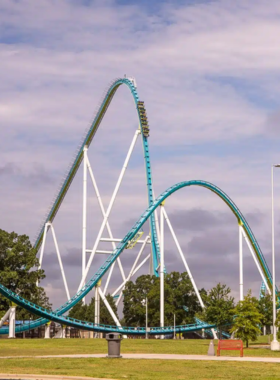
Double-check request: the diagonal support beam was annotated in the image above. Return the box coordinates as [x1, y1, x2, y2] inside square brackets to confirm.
[162, 208, 204, 307]
[162, 207, 217, 339]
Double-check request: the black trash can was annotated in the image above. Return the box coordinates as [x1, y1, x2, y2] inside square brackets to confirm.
[106, 332, 123, 358]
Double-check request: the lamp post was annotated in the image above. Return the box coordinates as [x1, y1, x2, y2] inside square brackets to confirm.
[145, 297, 148, 340]
[142, 298, 148, 339]
[271, 164, 280, 351]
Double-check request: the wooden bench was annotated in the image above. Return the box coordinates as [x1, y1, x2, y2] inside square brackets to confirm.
[217, 339, 243, 357]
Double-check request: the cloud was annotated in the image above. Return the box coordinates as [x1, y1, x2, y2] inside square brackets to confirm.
[0, 162, 19, 176]
[1, 0, 280, 310]
[266, 110, 280, 136]
[166, 208, 236, 232]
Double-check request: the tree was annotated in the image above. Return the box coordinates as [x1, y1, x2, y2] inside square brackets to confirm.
[123, 274, 155, 327]
[0, 229, 51, 319]
[273, 301, 280, 339]
[203, 283, 235, 338]
[231, 290, 262, 348]
[123, 272, 202, 327]
[258, 291, 273, 332]
[68, 294, 118, 325]
[68, 300, 88, 321]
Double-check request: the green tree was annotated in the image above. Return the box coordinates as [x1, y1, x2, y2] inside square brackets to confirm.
[123, 272, 202, 327]
[258, 291, 273, 332]
[0, 229, 51, 319]
[273, 301, 280, 339]
[123, 274, 155, 327]
[203, 283, 235, 338]
[68, 300, 88, 321]
[231, 290, 262, 347]
[68, 295, 118, 325]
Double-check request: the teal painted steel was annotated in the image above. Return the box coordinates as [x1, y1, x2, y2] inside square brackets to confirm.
[195, 317, 230, 339]
[259, 281, 267, 299]
[0, 180, 276, 335]
[138, 111, 160, 273]
[0, 320, 216, 335]
[33, 78, 160, 275]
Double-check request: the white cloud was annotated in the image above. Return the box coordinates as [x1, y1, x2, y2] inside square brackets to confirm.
[1, 0, 280, 308]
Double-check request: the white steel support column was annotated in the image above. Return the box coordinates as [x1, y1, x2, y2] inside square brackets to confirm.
[160, 203, 165, 338]
[62, 325, 66, 339]
[271, 164, 280, 350]
[54, 325, 65, 339]
[50, 224, 70, 300]
[8, 304, 16, 339]
[241, 227, 271, 294]
[94, 281, 100, 338]
[145, 297, 148, 340]
[94, 286, 98, 326]
[239, 222, 244, 301]
[45, 322, 51, 339]
[97, 291, 100, 338]
[82, 146, 88, 304]
[79, 130, 140, 291]
[0, 308, 11, 328]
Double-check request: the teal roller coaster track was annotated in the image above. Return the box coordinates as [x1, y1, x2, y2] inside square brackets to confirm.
[0, 78, 276, 336]
[0, 180, 277, 335]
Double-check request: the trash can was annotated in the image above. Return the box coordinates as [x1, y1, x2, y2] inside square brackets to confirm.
[106, 332, 123, 358]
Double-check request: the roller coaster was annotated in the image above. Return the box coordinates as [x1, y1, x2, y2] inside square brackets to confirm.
[0, 77, 277, 337]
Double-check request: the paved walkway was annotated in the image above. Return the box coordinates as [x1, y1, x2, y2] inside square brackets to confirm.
[1, 353, 280, 362]
[0, 374, 114, 380]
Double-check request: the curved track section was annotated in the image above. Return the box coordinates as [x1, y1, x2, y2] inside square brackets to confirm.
[0, 180, 276, 335]
[34, 78, 160, 273]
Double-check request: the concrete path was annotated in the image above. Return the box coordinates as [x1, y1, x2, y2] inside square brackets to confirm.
[1, 353, 280, 363]
[0, 374, 114, 380]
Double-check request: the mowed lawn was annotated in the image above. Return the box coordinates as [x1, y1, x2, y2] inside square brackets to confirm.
[0, 336, 278, 357]
[0, 338, 280, 379]
[1, 357, 280, 380]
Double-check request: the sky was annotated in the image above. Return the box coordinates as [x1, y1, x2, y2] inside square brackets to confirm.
[1, 0, 280, 314]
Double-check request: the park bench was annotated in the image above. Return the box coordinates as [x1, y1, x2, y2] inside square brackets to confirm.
[217, 339, 243, 357]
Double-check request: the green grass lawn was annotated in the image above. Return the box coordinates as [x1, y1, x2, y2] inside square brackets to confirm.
[0, 336, 278, 358]
[1, 357, 280, 380]
[0, 337, 280, 379]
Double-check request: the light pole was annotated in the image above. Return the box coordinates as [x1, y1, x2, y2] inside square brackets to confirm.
[271, 164, 280, 351]
[145, 297, 148, 340]
[142, 298, 148, 339]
